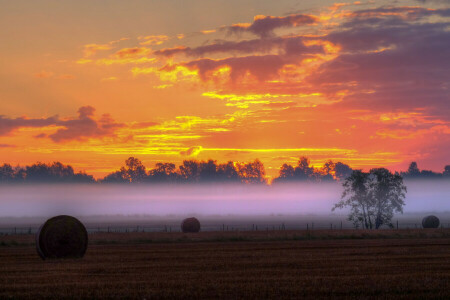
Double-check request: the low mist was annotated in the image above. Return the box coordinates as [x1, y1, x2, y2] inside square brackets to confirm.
[0, 181, 449, 219]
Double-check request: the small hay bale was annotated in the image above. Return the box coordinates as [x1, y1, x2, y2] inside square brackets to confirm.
[181, 217, 201, 233]
[422, 215, 440, 229]
[36, 215, 88, 260]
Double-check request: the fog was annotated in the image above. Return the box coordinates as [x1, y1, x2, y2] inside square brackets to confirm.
[0, 181, 449, 219]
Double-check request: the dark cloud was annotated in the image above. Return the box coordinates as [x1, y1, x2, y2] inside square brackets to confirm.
[350, 6, 450, 19]
[0, 106, 126, 142]
[48, 106, 125, 142]
[33, 133, 47, 139]
[154, 36, 324, 58]
[225, 14, 317, 38]
[0, 144, 15, 148]
[183, 55, 287, 82]
[0, 115, 58, 136]
[306, 9, 450, 118]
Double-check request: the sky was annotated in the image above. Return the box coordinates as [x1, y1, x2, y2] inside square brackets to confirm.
[0, 0, 449, 179]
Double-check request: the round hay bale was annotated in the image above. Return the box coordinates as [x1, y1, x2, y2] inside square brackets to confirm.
[36, 215, 88, 260]
[422, 215, 440, 229]
[181, 217, 201, 233]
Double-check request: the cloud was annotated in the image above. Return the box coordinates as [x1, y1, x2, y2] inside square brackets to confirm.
[0, 107, 126, 142]
[154, 36, 324, 58]
[0, 144, 15, 148]
[0, 115, 58, 136]
[180, 146, 203, 156]
[83, 43, 114, 58]
[138, 35, 169, 46]
[224, 14, 318, 37]
[114, 47, 151, 58]
[82, 37, 129, 57]
[307, 13, 450, 118]
[48, 106, 125, 142]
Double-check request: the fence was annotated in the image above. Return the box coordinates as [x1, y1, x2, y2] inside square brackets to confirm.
[1, 220, 449, 235]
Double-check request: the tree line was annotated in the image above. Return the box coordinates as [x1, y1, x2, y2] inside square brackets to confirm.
[0, 157, 448, 184]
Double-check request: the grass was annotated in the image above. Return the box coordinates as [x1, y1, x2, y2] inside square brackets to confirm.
[0, 229, 449, 299]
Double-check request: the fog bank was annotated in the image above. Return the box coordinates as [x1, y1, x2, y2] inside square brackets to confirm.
[0, 181, 449, 218]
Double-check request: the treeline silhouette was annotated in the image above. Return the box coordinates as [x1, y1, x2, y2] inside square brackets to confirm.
[0, 157, 449, 184]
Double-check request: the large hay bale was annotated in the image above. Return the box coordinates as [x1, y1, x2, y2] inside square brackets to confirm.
[36, 215, 88, 260]
[422, 215, 440, 229]
[181, 217, 201, 233]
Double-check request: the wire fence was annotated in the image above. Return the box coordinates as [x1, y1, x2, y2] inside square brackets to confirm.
[1, 221, 449, 235]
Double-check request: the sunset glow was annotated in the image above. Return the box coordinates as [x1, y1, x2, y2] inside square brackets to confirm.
[1, 0, 449, 179]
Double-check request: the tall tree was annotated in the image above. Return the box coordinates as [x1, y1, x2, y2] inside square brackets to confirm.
[369, 168, 407, 229]
[333, 169, 406, 229]
[237, 159, 266, 184]
[217, 161, 239, 182]
[148, 162, 178, 182]
[294, 157, 314, 180]
[179, 160, 200, 182]
[333, 170, 373, 229]
[406, 162, 420, 177]
[122, 157, 147, 183]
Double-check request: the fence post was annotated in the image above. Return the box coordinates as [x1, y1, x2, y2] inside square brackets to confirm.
[307, 223, 309, 230]
[340, 221, 343, 230]
[396, 220, 399, 229]
[312, 222, 314, 230]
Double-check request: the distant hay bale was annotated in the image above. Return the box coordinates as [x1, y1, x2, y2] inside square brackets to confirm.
[181, 217, 201, 233]
[36, 215, 88, 260]
[422, 215, 440, 229]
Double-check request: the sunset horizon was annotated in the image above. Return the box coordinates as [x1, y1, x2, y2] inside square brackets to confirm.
[2, 0, 449, 179]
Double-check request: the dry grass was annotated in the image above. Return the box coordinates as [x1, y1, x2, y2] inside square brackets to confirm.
[0, 230, 449, 299]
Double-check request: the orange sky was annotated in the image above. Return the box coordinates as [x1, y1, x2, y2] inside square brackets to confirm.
[1, 0, 449, 179]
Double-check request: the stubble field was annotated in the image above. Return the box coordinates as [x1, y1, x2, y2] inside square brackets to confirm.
[1, 229, 449, 299]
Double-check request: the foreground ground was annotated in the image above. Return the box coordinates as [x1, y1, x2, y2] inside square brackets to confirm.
[1, 230, 449, 299]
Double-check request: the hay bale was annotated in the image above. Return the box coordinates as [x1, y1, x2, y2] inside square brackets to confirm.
[181, 217, 201, 233]
[36, 215, 88, 260]
[422, 215, 440, 229]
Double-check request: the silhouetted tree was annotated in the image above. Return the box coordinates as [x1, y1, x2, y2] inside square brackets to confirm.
[407, 162, 420, 177]
[294, 157, 314, 180]
[102, 170, 128, 183]
[402, 162, 443, 179]
[333, 169, 406, 229]
[199, 160, 218, 182]
[148, 162, 179, 182]
[21, 162, 94, 183]
[122, 157, 147, 183]
[179, 160, 200, 182]
[334, 162, 353, 181]
[237, 159, 266, 184]
[322, 160, 335, 176]
[217, 161, 240, 182]
[444, 165, 450, 177]
[0, 164, 15, 183]
[279, 163, 295, 178]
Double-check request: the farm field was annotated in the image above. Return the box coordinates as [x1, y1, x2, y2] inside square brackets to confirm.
[1, 230, 449, 299]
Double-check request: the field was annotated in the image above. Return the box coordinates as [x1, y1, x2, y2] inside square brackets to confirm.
[1, 229, 449, 299]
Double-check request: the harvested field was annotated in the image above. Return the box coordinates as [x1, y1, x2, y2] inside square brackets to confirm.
[0, 230, 449, 299]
